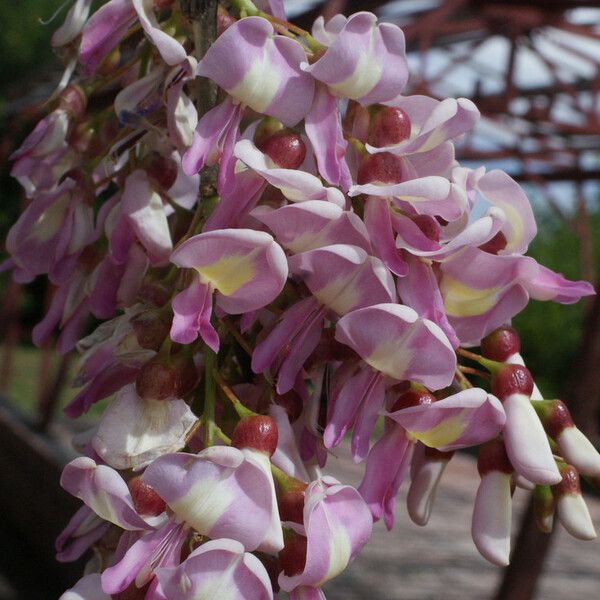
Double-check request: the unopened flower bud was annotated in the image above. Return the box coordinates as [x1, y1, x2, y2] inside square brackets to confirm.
[477, 438, 513, 477]
[537, 399, 600, 477]
[278, 529, 307, 577]
[59, 84, 87, 120]
[277, 477, 308, 524]
[367, 105, 411, 146]
[256, 552, 281, 594]
[217, 4, 236, 36]
[231, 415, 278, 456]
[135, 354, 198, 401]
[356, 151, 404, 185]
[491, 364, 533, 401]
[481, 325, 521, 363]
[479, 231, 508, 255]
[131, 310, 171, 351]
[552, 462, 596, 540]
[255, 126, 307, 170]
[391, 386, 436, 412]
[533, 485, 555, 533]
[128, 476, 166, 516]
[141, 151, 178, 190]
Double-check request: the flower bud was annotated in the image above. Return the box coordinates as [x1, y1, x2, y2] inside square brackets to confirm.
[140, 151, 178, 190]
[131, 309, 171, 351]
[217, 4, 237, 36]
[491, 364, 533, 401]
[135, 354, 198, 401]
[477, 439, 513, 477]
[481, 325, 521, 362]
[367, 105, 411, 146]
[552, 462, 596, 540]
[279, 529, 308, 577]
[255, 128, 307, 170]
[536, 399, 600, 477]
[391, 387, 435, 412]
[127, 476, 166, 516]
[277, 478, 308, 524]
[479, 231, 508, 255]
[533, 485, 555, 533]
[275, 390, 303, 423]
[356, 151, 404, 185]
[231, 415, 279, 456]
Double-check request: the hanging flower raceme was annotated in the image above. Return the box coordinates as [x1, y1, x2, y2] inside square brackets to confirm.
[5, 1, 599, 598]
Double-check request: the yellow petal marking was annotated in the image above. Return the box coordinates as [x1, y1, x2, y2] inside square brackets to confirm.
[196, 250, 258, 297]
[407, 410, 468, 448]
[440, 276, 500, 317]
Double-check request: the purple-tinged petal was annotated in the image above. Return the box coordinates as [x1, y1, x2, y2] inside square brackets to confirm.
[132, 0, 187, 65]
[252, 297, 325, 395]
[311, 15, 347, 46]
[170, 277, 219, 351]
[143, 448, 280, 551]
[60, 574, 110, 600]
[234, 139, 345, 206]
[121, 170, 172, 264]
[396, 256, 460, 348]
[252, 200, 370, 254]
[92, 384, 198, 470]
[471, 471, 512, 566]
[182, 97, 242, 176]
[56, 506, 110, 563]
[288, 245, 396, 316]
[60, 457, 153, 530]
[475, 169, 536, 254]
[171, 229, 288, 314]
[304, 12, 407, 104]
[335, 303, 456, 390]
[10, 109, 69, 161]
[387, 388, 506, 451]
[156, 538, 273, 600]
[114, 68, 163, 126]
[79, 0, 137, 75]
[350, 176, 465, 221]
[503, 393, 561, 485]
[291, 587, 327, 600]
[279, 477, 372, 591]
[52, 0, 93, 47]
[271, 404, 310, 481]
[304, 84, 351, 190]
[520, 260, 595, 304]
[358, 426, 412, 528]
[364, 197, 408, 276]
[198, 17, 314, 126]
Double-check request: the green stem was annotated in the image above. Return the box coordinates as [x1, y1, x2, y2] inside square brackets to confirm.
[229, 0, 259, 16]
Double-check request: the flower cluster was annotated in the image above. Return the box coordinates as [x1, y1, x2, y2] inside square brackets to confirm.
[4, 1, 599, 598]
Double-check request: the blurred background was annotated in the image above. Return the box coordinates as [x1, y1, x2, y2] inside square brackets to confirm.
[0, 0, 599, 598]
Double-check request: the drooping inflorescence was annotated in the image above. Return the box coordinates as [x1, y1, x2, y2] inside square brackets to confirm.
[3, 1, 598, 598]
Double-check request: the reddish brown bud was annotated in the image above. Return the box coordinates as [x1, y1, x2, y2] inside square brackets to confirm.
[479, 231, 508, 255]
[540, 400, 574, 440]
[231, 415, 278, 456]
[275, 390, 303, 423]
[131, 310, 171, 351]
[256, 553, 281, 594]
[141, 152, 178, 190]
[481, 325, 521, 362]
[477, 439, 513, 476]
[368, 105, 411, 147]
[411, 214, 441, 242]
[424, 447, 454, 462]
[278, 480, 308, 524]
[59, 84, 87, 120]
[552, 463, 581, 498]
[279, 530, 307, 577]
[356, 152, 404, 185]
[135, 354, 198, 401]
[491, 364, 533, 400]
[391, 388, 435, 412]
[128, 476, 166, 516]
[256, 130, 306, 169]
[154, 0, 174, 9]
